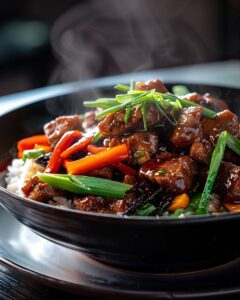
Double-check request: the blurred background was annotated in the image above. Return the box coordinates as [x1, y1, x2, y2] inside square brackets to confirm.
[0, 0, 240, 95]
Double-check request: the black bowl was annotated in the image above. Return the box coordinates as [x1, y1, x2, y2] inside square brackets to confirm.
[1, 83, 240, 273]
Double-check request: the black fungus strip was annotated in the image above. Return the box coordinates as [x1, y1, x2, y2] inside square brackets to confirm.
[123, 188, 162, 216]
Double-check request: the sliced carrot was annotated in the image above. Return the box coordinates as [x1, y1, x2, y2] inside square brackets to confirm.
[34, 144, 52, 153]
[60, 135, 92, 159]
[66, 144, 129, 175]
[168, 193, 190, 213]
[87, 144, 107, 154]
[224, 203, 240, 212]
[17, 134, 49, 158]
[45, 130, 82, 173]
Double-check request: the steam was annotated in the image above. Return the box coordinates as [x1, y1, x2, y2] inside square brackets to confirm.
[50, 0, 220, 82]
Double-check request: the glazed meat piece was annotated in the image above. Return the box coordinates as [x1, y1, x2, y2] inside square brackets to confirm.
[170, 107, 203, 148]
[140, 156, 196, 194]
[184, 93, 229, 112]
[99, 104, 163, 138]
[109, 132, 159, 154]
[73, 196, 110, 213]
[87, 166, 113, 179]
[218, 162, 240, 203]
[201, 110, 240, 145]
[98, 106, 142, 137]
[22, 176, 64, 202]
[136, 79, 168, 93]
[190, 140, 213, 164]
[44, 115, 82, 147]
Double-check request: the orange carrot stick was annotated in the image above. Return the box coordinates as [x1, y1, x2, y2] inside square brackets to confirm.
[87, 144, 107, 154]
[66, 144, 129, 175]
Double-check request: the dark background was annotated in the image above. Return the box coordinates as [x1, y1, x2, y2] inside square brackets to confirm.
[0, 0, 240, 95]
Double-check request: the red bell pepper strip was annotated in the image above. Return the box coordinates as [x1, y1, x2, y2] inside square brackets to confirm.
[60, 135, 93, 159]
[87, 144, 107, 154]
[17, 135, 49, 158]
[114, 162, 137, 175]
[45, 130, 82, 173]
[66, 144, 129, 175]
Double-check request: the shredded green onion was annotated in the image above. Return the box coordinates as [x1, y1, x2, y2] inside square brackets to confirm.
[114, 84, 130, 92]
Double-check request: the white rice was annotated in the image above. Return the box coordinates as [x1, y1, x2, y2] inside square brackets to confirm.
[5, 158, 72, 208]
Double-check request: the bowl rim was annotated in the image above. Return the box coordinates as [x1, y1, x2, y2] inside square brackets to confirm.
[1, 82, 240, 224]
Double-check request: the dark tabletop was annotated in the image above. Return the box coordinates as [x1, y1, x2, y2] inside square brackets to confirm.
[0, 264, 93, 300]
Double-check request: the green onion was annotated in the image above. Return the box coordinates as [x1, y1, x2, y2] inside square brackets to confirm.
[83, 98, 118, 109]
[92, 131, 102, 144]
[171, 208, 185, 217]
[114, 84, 130, 92]
[130, 80, 135, 91]
[23, 149, 45, 162]
[226, 133, 240, 156]
[155, 169, 165, 175]
[124, 107, 132, 123]
[197, 131, 228, 214]
[178, 98, 216, 118]
[141, 101, 147, 130]
[172, 85, 190, 96]
[38, 173, 133, 199]
[134, 151, 146, 158]
[136, 203, 156, 216]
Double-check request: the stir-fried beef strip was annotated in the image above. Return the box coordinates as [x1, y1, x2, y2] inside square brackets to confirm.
[44, 115, 83, 147]
[170, 107, 203, 148]
[201, 110, 240, 145]
[139, 156, 196, 194]
[22, 176, 64, 202]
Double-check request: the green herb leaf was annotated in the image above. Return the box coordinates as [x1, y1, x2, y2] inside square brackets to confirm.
[172, 85, 190, 96]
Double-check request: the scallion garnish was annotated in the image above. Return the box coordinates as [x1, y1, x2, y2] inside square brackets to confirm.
[84, 86, 217, 131]
[136, 203, 156, 216]
[155, 169, 165, 175]
[92, 131, 102, 144]
[134, 151, 146, 158]
[114, 84, 130, 92]
[38, 173, 133, 199]
[172, 85, 190, 96]
[23, 149, 45, 162]
[124, 107, 132, 123]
